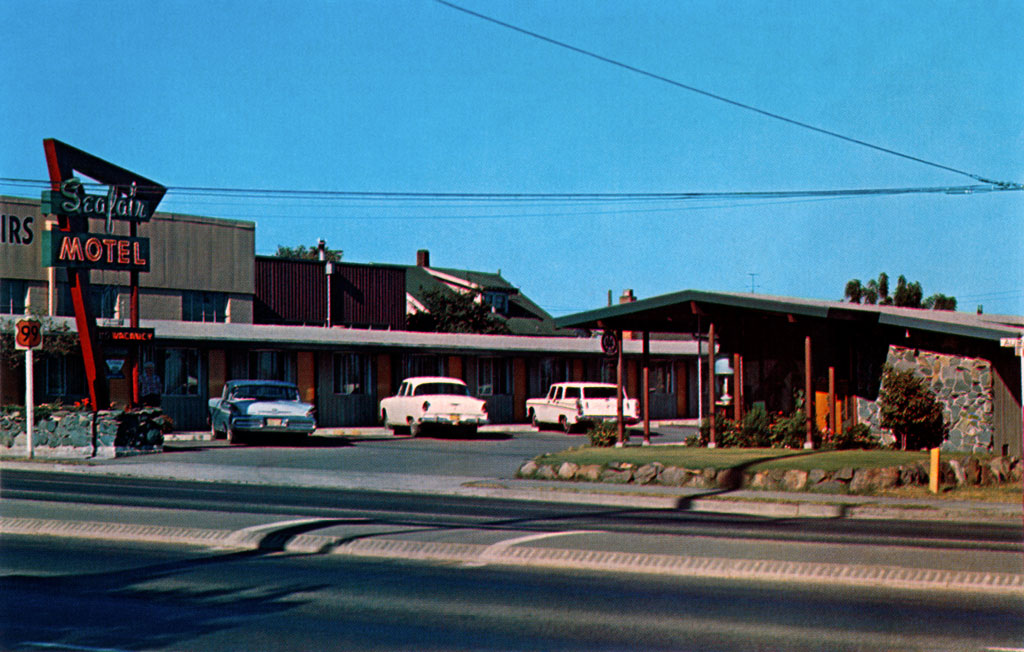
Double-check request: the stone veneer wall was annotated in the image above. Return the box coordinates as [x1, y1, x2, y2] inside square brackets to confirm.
[0, 409, 167, 459]
[856, 345, 994, 453]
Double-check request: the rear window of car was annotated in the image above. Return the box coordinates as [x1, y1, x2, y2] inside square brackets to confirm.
[413, 382, 470, 396]
[232, 385, 299, 401]
[583, 387, 617, 399]
[564, 387, 581, 399]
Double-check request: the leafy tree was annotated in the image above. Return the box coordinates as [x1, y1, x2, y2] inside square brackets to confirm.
[843, 272, 954, 310]
[892, 275, 923, 308]
[923, 294, 957, 311]
[275, 243, 342, 262]
[878, 365, 948, 450]
[407, 288, 511, 335]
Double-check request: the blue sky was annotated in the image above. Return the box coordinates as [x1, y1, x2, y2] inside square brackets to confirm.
[2, 0, 1021, 316]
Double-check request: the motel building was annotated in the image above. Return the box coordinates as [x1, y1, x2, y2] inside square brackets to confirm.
[1, 193, 701, 431]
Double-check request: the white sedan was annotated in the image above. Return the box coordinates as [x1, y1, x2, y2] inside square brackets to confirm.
[379, 376, 489, 436]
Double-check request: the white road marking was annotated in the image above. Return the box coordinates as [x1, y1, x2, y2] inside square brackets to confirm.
[465, 530, 598, 567]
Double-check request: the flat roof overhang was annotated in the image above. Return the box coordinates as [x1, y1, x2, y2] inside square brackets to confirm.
[554, 289, 1021, 344]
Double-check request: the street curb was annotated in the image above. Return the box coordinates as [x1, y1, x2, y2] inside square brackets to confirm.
[3, 517, 1021, 595]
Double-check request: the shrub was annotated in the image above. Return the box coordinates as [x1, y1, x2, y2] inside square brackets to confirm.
[826, 422, 881, 450]
[740, 403, 772, 447]
[878, 365, 948, 450]
[587, 421, 624, 447]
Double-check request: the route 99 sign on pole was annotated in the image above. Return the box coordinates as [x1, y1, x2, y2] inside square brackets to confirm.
[15, 319, 42, 459]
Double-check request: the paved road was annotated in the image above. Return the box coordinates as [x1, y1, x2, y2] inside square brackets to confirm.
[4, 535, 1023, 652]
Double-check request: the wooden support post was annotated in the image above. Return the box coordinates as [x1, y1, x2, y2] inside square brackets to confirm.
[804, 335, 814, 449]
[708, 322, 716, 448]
[616, 330, 625, 447]
[642, 331, 650, 445]
[828, 366, 836, 441]
[733, 353, 742, 422]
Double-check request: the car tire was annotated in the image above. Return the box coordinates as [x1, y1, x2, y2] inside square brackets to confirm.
[560, 415, 573, 434]
[529, 410, 539, 429]
[227, 425, 244, 445]
[410, 421, 422, 437]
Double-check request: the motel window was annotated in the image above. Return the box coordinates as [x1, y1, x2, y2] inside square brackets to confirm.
[334, 353, 371, 395]
[56, 279, 118, 319]
[0, 279, 27, 314]
[403, 355, 447, 379]
[539, 358, 570, 396]
[652, 361, 675, 395]
[248, 350, 296, 383]
[44, 355, 86, 399]
[183, 291, 227, 323]
[162, 349, 200, 396]
[477, 357, 510, 396]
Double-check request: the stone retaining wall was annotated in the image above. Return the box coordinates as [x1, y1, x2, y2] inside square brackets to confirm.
[0, 409, 168, 459]
[518, 455, 1022, 494]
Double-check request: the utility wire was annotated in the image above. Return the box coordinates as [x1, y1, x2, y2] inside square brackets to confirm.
[434, 0, 1023, 190]
[1, 177, 1016, 203]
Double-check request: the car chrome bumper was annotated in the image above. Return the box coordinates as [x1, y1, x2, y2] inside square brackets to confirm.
[231, 417, 316, 433]
[419, 415, 488, 427]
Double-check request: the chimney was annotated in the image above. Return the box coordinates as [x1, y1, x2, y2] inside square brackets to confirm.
[317, 239, 326, 261]
[620, 289, 636, 340]
[417, 249, 430, 267]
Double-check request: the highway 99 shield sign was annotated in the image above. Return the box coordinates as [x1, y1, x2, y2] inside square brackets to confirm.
[15, 319, 42, 350]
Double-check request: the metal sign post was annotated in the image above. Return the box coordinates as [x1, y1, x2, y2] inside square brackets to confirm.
[15, 319, 42, 459]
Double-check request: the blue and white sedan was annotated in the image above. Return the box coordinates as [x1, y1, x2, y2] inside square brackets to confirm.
[209, 380, 316, 444]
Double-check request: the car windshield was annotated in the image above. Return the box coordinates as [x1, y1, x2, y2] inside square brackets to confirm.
[413, 382, 470, 396]
[583, 387, 617, 399]
[232, 385, 299, 401]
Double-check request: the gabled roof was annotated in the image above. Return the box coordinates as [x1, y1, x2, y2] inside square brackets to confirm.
[405, 264, 566, 336]
[555, 289, 1023, 343]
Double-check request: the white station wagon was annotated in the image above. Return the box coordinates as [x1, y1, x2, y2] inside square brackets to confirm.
[379, 376, 489, 437]
[526, 382, 640, 433]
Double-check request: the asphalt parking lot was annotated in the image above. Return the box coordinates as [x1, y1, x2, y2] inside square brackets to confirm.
[133, 425, 694, 480]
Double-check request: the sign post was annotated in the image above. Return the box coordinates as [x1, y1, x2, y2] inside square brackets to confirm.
[15, 319, 42, 459]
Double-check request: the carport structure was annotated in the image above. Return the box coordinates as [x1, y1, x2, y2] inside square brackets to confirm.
[555, 290, 1023, 455]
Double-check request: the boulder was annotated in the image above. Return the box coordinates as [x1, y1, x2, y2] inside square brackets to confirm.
[942, 454, 966, 485]
[850, 468, 879, 493]
[658, 466, 691, 486]
[557, 462, 580, 480]
[601, 466, 633, 484]
[807, 469, 828, 485]
[635, 463, 663, 485]
[576, 464, 603, 482]
[517, 461, 539, 478]
[876, 467, 900, 489]
[965, 457, 982, 485]
[535, 464, 558, 480]
[782, 469, 809, 491]
[835, 467, 855, 482]
[716, 468, 744, 490]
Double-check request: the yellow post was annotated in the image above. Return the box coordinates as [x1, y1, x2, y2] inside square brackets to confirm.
[929, 447, 941, 494]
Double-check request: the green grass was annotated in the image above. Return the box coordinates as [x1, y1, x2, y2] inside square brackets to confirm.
[536, 446, 954, 473]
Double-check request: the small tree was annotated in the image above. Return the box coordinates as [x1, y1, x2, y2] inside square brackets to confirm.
[878, 365, 947, 450]
[275, 243, 342, 262]
[407, 288, 511, 335]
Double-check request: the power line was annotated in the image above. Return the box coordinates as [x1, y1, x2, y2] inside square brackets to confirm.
[434, 0, 1023, 190]
[1, 177, 1018, 205]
